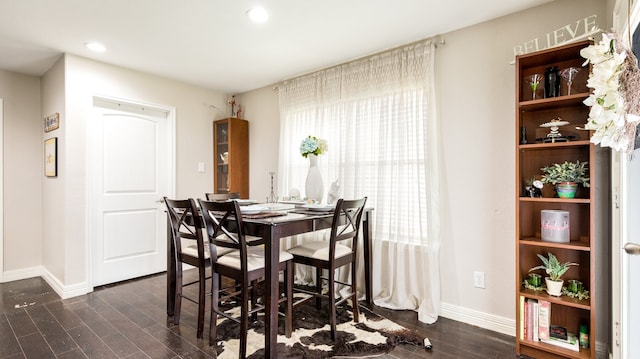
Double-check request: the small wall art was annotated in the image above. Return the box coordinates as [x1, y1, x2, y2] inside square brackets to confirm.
[45, 137, 57, 177]
[44, 113, 60, 132]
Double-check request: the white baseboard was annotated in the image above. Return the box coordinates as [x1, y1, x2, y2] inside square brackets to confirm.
[2, 266, 89, 299]
[441, 301, 607, 358]
[1, 266, 43, 283]
[40, 267, 89, 299]
[440, 301, 515, 336]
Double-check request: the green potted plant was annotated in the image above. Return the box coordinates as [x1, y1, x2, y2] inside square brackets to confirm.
[540, 160, 590, 198]
[529, 252, 578, 296]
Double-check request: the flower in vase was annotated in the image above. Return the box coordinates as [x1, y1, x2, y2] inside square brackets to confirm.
[300, 136, 328, 158]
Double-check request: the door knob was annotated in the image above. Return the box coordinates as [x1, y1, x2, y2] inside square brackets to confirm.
[624, 242, 640, 255]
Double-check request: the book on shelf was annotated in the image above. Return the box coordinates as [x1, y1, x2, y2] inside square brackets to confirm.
[532, 300, 539, 342]
[519, 296, 525, 340]
[538, 300, 550, 340]
[541, 333, 579, 352]
[519, 297, 551, 343]
[526, 299, 534, 340]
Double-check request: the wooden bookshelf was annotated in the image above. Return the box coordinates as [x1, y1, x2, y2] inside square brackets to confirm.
[515, 40, 606, 359]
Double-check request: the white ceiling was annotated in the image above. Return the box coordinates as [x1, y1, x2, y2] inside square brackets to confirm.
[0, 0, 553, 94]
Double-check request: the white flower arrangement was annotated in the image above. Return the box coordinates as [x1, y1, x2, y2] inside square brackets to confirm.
[580, 33, 640, 153]
[300, 136, 328, 158]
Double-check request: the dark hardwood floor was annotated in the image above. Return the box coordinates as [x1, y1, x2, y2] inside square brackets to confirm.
[0, 271, 518, 358]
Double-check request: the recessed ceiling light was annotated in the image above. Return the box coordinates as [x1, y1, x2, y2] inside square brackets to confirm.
[246, 6, 268, 23]
[85, 42, 106, 52]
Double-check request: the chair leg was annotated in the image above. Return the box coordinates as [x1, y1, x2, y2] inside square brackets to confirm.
[351, 260, 359, 323]
[173, 266, 183, 325]
[328, 267, 337, 341]
[250, 279, 258, 322]
[285, 261, 293, 337]
[197, 265, 206, 338]
[315, 267, 323, 309]
[209, 272, 220, 346]
[240, 279, 250, 359]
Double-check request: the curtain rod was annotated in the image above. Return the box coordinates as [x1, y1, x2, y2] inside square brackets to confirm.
[272, 35, 444, 90]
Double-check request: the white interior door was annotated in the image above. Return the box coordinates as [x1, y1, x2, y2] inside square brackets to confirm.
[0, 98, 3, 282]
[622, 149, 640, 359]
[90, 98, 173, 286]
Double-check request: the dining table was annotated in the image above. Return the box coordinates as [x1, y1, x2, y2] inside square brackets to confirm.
[165, 205, 373, 358]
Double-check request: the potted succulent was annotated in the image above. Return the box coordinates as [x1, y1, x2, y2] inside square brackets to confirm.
[540, 160, 590, 198]
[529, 252, 578, 296]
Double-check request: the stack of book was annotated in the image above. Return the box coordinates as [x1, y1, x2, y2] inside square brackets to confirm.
[519, 296, 579, 352]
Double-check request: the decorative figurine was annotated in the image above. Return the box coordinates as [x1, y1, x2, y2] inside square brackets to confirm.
[236, 105, 243, 119]
[327, 179, 340, 204]
[525, 178, 543, 198]
[228, 95, 237, 117]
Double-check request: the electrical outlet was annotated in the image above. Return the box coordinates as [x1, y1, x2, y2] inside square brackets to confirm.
[473, 271, 485, 289]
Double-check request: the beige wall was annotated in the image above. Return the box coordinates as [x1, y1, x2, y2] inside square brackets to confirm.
[239, 0, 608, 343]
[0, 70, 42, 275]
[41, 57, 66, 283]
[236, 87, 280, 200]
[1, 54, 228, 294]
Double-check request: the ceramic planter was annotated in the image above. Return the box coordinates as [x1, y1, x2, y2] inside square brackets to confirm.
[545, 277, 563, 296]
[555, 182, 578, 198]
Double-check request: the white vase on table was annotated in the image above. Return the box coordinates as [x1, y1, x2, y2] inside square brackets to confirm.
[305, 154, 324, 203]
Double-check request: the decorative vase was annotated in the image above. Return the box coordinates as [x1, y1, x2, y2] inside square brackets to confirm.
[545, 278, 563, 297]
[528, 273, 542, 287]
[556, 182, 578, 198]
[305, 154, 324, 203]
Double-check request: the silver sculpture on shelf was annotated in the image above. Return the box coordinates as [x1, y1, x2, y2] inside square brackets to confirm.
[540, 117, 570, 143]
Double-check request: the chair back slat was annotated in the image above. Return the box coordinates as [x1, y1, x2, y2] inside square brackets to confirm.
[329, 197, 367, 259]
[199, 199, 249, 272]
[331, 198, 367, 241]
[164, 197, 207, 263]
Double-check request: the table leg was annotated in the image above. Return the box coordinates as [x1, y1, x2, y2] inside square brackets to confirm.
[264, 230, 278, 358]
[166, 218, 175, 316]
[363, 211, 372, 306]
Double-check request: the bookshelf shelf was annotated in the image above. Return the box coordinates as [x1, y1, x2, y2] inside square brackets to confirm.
[519, 339, 591, 359]
[520, 289, 591, 310]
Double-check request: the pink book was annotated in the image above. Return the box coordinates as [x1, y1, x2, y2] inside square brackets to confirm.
[538, 300, 550, 340]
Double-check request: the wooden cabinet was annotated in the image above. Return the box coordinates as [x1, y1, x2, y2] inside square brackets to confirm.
[213, 118, 249, 198]
[515, 40, 608, 359]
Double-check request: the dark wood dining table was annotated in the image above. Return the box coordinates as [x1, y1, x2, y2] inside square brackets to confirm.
[166, 207, 373, 358]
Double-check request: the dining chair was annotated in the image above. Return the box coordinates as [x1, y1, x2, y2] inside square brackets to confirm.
[205, 192, 240, 201]
[286, 197, 367, 340]
[164, 197, 232, 339]
[198, 199, 293, 358]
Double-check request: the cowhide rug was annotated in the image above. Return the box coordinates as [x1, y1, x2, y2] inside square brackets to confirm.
[212, 295, 426, 358]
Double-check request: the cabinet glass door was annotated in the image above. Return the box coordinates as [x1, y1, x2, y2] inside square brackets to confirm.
[215, 121, 229, 193]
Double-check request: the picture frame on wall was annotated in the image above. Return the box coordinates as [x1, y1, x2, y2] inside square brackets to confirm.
[44, 113, 59, 132]
[45, 137, 57, 177]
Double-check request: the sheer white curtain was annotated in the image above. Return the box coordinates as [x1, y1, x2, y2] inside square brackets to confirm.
[278, 40, 441, 324]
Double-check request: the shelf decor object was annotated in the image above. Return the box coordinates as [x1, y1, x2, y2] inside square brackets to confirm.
[540, 209, 570, 243]
[515, 39, 609, 359]
[526, 73, 544, 100]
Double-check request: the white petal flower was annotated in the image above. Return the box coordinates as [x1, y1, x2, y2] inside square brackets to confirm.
[580, 33, 638, 152]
